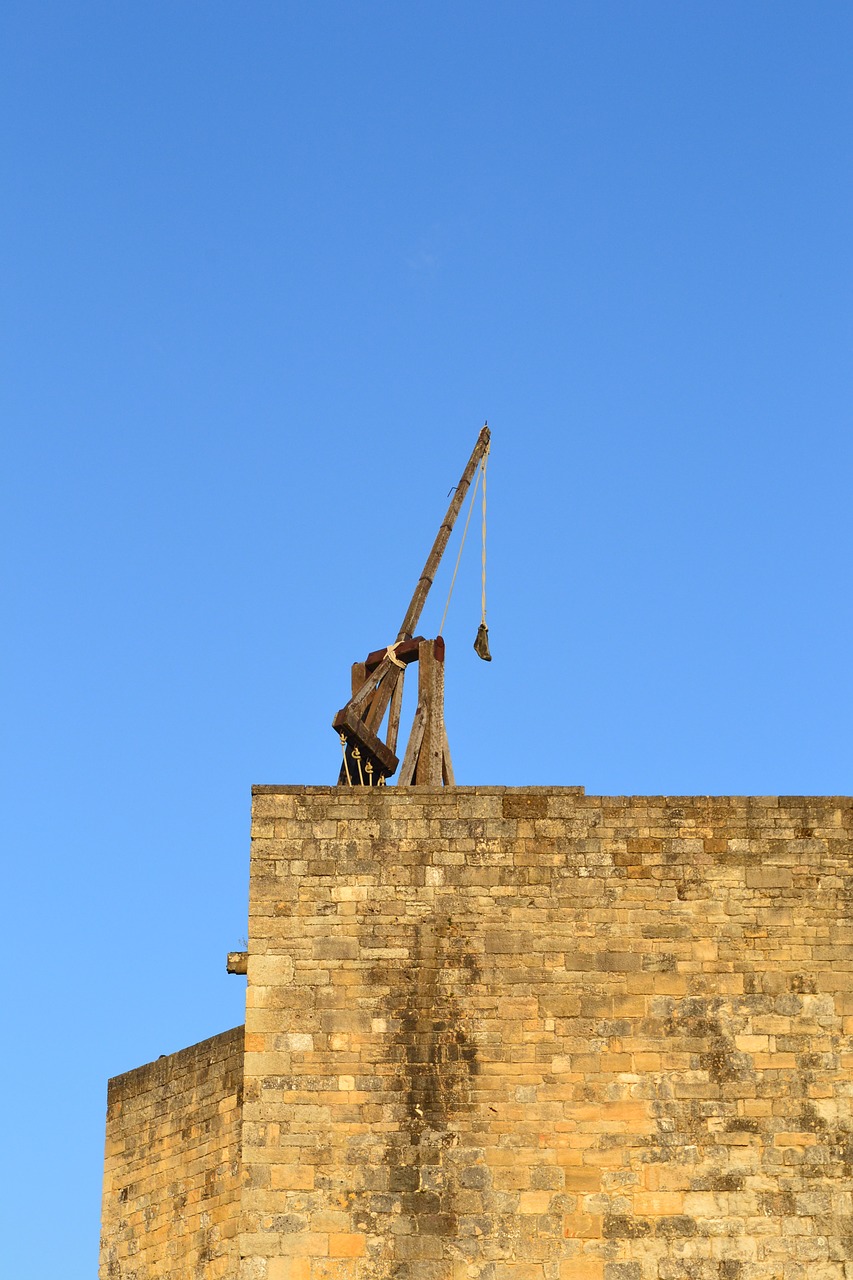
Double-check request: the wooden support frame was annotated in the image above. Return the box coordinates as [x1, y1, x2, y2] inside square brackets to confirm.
[397, 703, 426, 787]
[334, 635, 454, 787]
[395, 638, 454, 787]
[414, 638, 445, 784]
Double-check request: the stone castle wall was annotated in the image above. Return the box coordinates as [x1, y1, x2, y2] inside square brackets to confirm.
[242, 786, 853, 1280]
[100, 785, 853, 1280]
[100, 1025, 244, 1280]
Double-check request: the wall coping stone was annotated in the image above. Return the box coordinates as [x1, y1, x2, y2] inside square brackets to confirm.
[106, 1024, 244, 1103]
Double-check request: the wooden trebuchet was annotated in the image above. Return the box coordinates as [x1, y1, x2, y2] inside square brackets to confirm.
[333, 424, 490, 786]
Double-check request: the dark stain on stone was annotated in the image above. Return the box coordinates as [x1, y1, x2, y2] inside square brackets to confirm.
[376, 915, 481, 1274]
[800, 1103, 827, 1133]
[692, 1173, 745, 1191]
[655, 1215, 698, 1237]
[724, 1117, 760, 1134]
[759, 1190, 796, 1216]
[603, 1214, 652, 1239]
[643, 952, 678, 973]
[502, 794, 548, 819]
[663, 997, 751, 1084]
[272, 1213, 307, 1233]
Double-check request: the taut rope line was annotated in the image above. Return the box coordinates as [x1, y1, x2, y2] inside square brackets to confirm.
[480, 445, 488, 627]
[438, 440, 490, 664]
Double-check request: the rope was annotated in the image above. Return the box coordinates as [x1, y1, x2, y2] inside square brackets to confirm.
[437, 449, 487, 637]
[385, 643, 405, 669]
[480, 447, 488, 625]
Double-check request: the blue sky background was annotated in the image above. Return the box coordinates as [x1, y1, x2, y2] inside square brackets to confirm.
[2, 3, 851, 1274]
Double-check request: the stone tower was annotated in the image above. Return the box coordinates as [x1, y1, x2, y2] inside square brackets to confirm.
[100, 784, 853, 1280]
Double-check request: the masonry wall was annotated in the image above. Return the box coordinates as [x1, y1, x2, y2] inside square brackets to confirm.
[100, 1025, 244, 1280]
[243, 786, 853, 1280]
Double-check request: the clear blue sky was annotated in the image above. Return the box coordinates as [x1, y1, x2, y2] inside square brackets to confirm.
[2, 4, 851, 1275]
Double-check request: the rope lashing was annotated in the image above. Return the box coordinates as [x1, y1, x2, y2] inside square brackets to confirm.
[385, 643, 406, 669]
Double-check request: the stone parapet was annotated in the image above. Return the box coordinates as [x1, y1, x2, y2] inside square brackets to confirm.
[100, 1026, 244, 1279]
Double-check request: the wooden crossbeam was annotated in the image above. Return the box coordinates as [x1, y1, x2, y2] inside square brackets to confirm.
[332, 703, 399, 778]
[363, 637, 425, 673]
